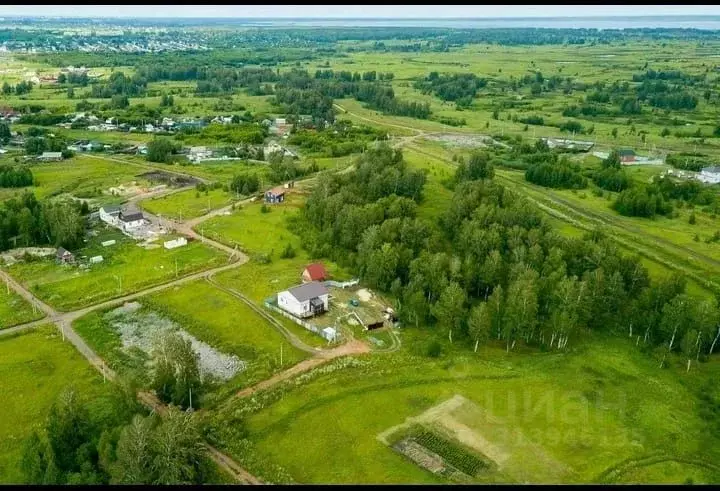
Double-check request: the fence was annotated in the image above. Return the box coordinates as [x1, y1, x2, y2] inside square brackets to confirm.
[324, 278, 359, 289]
[264, 297, 341, 341]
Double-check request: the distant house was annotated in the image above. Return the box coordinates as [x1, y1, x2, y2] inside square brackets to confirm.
[119, 210, 145, 231]
[264, 142, 297, 159]
[265, 186, 286, 204]
[164, 237, 188, 250]
[99, 205, 121, 226]
[699, 166, 720, 184]
[544, 138, 595, 152]
[302, 263, 328, 283]
[56, 247, 75, 264]
[189, 146, 213, 162]
[277, 281, 329, 318]
[618, 149, 636, 163]
[38, 152, 63, 162]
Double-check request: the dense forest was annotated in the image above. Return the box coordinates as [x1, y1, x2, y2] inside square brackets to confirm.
[0, 192, 86, 252]
[294, 144, 720, 365]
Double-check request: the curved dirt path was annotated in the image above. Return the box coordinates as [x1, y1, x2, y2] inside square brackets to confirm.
[233, 338, 370, 400]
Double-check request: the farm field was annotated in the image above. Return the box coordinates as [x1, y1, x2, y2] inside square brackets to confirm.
[208, 330, 720, 484]
[0, 326, 115, 484]
[6, 229, 227, 311]
[0, 286, 44, 329]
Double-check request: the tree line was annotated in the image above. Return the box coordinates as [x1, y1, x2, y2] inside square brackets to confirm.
[0, 192, 85, 252]
[0, 165, 34, 188]
[293, 144, 720, 366]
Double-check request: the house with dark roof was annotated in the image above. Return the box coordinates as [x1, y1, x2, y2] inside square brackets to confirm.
[119, 210, 145, 231]
[302, 263, 328, 283]
[265, 186, 286, 204]
[56, 247, 75, 264]
[277, 281, 329, 318]
[618, 149, 636, 163]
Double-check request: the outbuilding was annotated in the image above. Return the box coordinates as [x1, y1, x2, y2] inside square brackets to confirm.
[302, 263, 328, 283]
[56, 247, 75, 264]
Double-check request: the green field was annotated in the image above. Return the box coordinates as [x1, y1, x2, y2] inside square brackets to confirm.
[0, 286, 44, 329]
[209, 329, 720, 484]
[0, 155, 152, 202]
[199, 191, 305, 257]
[141, 187, 236, 220]
[0, 326, 115, 484]
[72, 279, 308, 405]
[6, 229, 227, 311]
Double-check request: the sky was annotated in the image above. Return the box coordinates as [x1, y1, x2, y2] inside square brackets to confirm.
[0, 5, 720, 19]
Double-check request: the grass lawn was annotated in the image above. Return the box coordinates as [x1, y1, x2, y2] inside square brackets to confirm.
[0, 326, 115, 484]
[199, 191, 306, 257]
[0, 286, 44, 329]
[6, 229, 227, 311]
[141, 187, 236, 220]
[209, 328, 720, 484]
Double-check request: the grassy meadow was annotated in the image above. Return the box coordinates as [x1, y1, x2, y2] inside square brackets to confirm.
[6, 229, 226, 311]
[0, 326, 115, 484]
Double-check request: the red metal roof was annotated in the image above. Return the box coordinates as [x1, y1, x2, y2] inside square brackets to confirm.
[304, 263, 327, 281]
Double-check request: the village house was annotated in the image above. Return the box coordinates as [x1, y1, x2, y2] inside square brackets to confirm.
[56, 247, 75, 264]
[302, 263, 328, 283]
[618, 149, 637, 164]
[277, 281, 330, 319]
[99, 204, 121, 226]
[188, 146, 213, 162]
[37, 152, 63, 162]
[544, 138, 595, 152]
[264, 142, 298, 159]
[265, 186, 286, 204]
[119, 210, 145, 232]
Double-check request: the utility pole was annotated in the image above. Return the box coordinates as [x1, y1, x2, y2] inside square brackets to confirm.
[5, 276, 8, 295]
[189, 387, 192, 410]
[175, 258, 178, 278]
[280, 343, 283, 366]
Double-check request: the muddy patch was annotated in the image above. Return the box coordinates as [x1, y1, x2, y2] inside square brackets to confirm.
[104, 302, 245, 381]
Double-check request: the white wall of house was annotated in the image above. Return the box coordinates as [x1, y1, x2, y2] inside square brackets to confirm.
[99, 209, 119, 226]
[278, 290, 307, 317]
[122, 219, 145, 231]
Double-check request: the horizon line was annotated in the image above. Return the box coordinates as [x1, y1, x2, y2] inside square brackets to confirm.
[2, 14, 720, 20]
